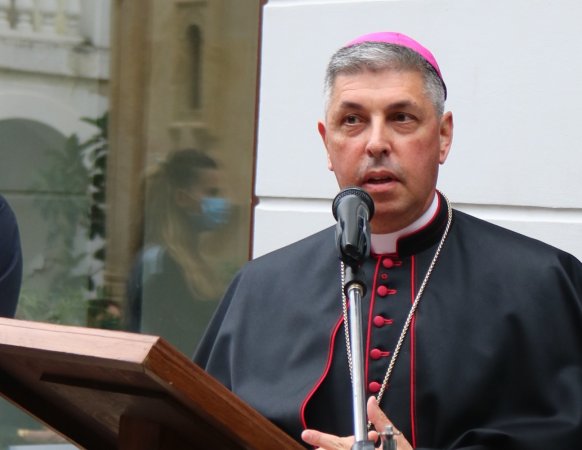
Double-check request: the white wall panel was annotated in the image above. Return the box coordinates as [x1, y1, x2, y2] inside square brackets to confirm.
[253, 201, 582, 261]
[253, 198, 334, 258]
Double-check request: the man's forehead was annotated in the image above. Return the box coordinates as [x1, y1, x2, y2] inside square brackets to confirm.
[330, 69, 425, 96]
[326, 70, 431, 117]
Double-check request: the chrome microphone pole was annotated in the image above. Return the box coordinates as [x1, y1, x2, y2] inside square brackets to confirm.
[344, 265, 374, 449]
[332, 187, 376, 450]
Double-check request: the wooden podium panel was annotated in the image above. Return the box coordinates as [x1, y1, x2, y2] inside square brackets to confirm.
[0, 318, 303, 450]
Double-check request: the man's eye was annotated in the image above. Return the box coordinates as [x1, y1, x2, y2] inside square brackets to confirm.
[394, 112, 414, 122]
[344, 115, 360, 125]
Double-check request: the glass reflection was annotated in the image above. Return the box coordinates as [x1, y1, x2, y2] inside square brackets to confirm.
[126, 149, 231, 355]
[0, 0, 260, 446]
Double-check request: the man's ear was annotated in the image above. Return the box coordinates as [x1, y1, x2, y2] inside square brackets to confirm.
[439, 111, 454, 164]
[318, 121, 333, 171]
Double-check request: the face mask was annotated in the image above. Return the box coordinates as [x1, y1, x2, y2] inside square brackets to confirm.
[189, 197, 231, 231]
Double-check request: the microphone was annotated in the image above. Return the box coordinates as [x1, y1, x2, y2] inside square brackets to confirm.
[333, 188, 375, 445]
[332, 187, 375, 269]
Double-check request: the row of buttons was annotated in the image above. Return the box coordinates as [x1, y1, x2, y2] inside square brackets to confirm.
[377, 257, 400, 297]
[369, 257, 401, 394]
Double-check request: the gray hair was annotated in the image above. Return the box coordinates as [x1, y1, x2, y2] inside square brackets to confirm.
[323, 42, 446, 116]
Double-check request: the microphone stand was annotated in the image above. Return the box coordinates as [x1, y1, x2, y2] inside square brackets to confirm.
[332, 186, 376, 449]
[344, 264, 375, 450]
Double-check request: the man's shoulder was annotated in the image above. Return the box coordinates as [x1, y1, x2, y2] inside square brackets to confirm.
[453, 208, 580, 264]
[234, 226, 337, 281]
[252, 226, 336, 266]
[220, 226, 337, 300]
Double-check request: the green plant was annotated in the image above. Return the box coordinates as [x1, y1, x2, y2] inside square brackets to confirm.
[16, 287, 87, 326]
[24, 112, 111, 326]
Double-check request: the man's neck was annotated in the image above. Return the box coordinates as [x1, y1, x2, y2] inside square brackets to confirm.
[371, 193, 440, 254]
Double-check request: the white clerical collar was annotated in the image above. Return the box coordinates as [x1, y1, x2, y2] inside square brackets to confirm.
[371, 192, 440, 255]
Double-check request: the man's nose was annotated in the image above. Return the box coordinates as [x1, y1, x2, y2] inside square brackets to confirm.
[365, 120, 391, 157]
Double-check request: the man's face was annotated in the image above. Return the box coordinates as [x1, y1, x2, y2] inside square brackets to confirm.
[319, 68, 453, 233]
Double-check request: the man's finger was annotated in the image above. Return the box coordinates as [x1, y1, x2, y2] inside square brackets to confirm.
[301, 429, 354, 449]
[367, 396, 394, 431]
[367, 397, 414, 450]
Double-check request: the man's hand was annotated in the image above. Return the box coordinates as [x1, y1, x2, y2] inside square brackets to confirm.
[301, 397, 413, 450]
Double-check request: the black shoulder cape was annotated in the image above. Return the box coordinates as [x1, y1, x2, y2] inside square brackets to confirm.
[195, 196, 582, 449]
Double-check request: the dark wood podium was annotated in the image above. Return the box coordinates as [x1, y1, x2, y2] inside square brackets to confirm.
[0, 318, 304, 450]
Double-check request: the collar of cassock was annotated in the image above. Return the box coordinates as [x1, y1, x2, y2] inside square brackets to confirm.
[371, 191, 450, 257]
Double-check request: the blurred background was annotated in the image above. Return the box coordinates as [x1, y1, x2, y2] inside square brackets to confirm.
[0, 0, 262, 447]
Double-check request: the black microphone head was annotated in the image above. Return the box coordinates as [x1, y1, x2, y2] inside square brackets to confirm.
[332, 187, 375, 221]
[332, 187, 375, 268]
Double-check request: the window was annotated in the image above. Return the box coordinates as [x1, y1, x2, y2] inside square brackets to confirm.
[0, 0, 262, 446]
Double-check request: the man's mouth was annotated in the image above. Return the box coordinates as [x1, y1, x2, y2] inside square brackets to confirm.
[366, 175, 394, 184]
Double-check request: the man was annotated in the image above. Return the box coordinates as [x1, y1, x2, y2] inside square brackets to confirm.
[0, 194, 22, 317]
[195, 32, 582, 449]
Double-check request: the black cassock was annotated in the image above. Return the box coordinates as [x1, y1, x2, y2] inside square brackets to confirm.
[195, 192, 582, 449]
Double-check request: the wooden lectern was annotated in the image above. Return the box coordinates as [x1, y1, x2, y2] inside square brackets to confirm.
[0, 318, 304, 450]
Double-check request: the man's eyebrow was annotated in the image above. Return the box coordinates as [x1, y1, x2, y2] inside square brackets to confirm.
[337, 101, 364, 110]
[386, 100, 417, 110]
[336, 99, 418, 111]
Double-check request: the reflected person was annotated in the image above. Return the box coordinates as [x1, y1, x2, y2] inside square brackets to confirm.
[127, 148, 231, 354]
